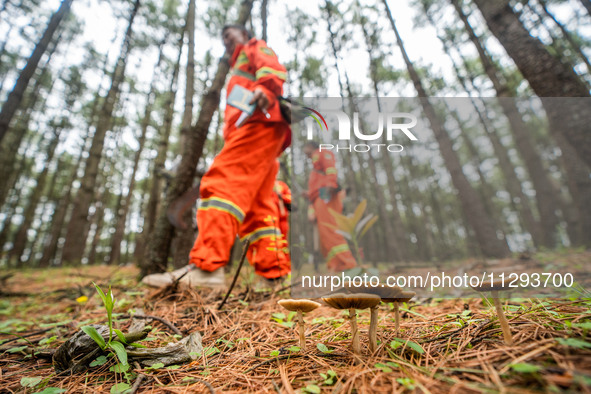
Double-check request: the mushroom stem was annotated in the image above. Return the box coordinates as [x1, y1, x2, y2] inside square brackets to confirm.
[492, 290, 513, 345]
[369, 305, 378, 353]
[393, 302, 400, 335]
[297, 310, 306, 350]
[348, 308, 360, 355]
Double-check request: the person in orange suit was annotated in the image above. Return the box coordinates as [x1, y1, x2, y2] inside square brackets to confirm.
[142, 25, 291, 288]
[246, 167, 293, 278]
[273, 175, 292, 261]
[303, 141, 357, 272]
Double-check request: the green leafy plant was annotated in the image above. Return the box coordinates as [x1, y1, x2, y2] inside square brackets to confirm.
[389, 338, 425, 354]
[271, 311, 297, 328]
[375, 361, 399, 373]
[316, 343, 334, 354]
[81, 283, 132, 367]
[303, 384, 321, 393]
[319, 369, 338, 385]
[324, 199, 378, 264]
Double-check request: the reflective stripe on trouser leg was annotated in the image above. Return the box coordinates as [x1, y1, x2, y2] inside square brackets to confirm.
[245, 232, 291, 279]
[189, 121, 286, 272]
[199, 197, 245, 223]
[241, 226, 282, 244]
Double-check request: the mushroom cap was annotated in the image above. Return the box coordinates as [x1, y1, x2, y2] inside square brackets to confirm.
[342, 284, 404, 301]
[385, 290, 415, 303]
[277, 299, 322, 313]
[470, 279, 507, 293]
[321, 293, 381, 310]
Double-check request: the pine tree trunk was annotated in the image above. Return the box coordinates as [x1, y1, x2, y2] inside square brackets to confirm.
[451, 0, 566, 248]
[261, 0, 268, 42]
[61, 0, 140, 264]
[421, 4, 543, 247]
[9, 126, 62, 264]
[26, 156, 65, 266]
[108, 41, 163, 265]
[553, 133, 591, 247]
[472, 0, 591, 169]
[144, 29, 185, 237]
[0, 40, 59, 208]
[0, 0, 73, 142]
[537, 0, 591, 74]
[87, 199, 106, 265]
[142, 0, 254, 277]
[382, 0, 509, 258]
[171, 0, 198, 268]
[579, 0, 591, 18]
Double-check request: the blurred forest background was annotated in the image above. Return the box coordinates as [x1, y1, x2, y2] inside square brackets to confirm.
[0, 0, 589, 272]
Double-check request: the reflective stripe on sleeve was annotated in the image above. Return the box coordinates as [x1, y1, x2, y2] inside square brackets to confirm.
[255, 66, 287, 81]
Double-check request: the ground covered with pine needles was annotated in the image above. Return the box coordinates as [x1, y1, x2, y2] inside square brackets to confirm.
[1, 252, 591, 393]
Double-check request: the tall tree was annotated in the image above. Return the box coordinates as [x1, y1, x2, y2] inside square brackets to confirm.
[0, 0, 73, 142]
[61, 0, 141, 263]
[144, 29, 185, 238]
[261, 0, 268, 42]
[108, 42, 164, 265]
[142, 0, 254, 276]
[471, 0, 591, 168]
[450, 0, 566, 247]
[382, 0, 510, 258]
[9, 119, 67, 264]
[171, 0, 198, 268]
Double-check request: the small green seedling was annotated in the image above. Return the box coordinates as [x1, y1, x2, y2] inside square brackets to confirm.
[82, 283, 143, 369]
[320, 370, 338, 385]
[271, 311, 297, 328]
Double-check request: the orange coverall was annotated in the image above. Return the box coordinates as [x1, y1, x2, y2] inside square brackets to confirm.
[274, 179, 291, 239]
[307, 150, 357, 272]
[189, 38, 291, 279]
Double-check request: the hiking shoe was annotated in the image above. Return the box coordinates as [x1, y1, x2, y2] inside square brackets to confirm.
[253, 275, 288, 292]
[142, 265, 225, 288]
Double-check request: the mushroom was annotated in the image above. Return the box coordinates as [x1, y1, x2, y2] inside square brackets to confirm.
[384, 290, 415, 336]
[321, 293, 380, 355]
[471, 280, 512, 345]
[277, 299, 321, 350]
[342, 284, 404, 352]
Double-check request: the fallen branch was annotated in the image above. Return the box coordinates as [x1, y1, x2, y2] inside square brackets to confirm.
[129, 361, 147, 394]
[218, 237, 251, 310]
[119, 314, 182, 337]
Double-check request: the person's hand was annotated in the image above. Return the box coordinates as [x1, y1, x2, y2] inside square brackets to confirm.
[249, 87, 270, 111]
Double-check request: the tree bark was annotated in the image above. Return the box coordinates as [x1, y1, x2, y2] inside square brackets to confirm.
[108, 40, 164, 265]
[142, 0, 254, 277]
[9, 124, 63, 264]
[471, 0, 591, 170]
[578, 0, 591, 18]
[61, 0, 140, 264]
[0, 37, 60, 208]
[537, 0, 591, 75]
[144, 28, 185, 238]
[171, 0, 198, 268]
[261, 0, 268, 42]
[0, 0, 73, 142]
[420, 2, 543, 248]
[451, 0, 566, 248]
[382, 0, 510, 258]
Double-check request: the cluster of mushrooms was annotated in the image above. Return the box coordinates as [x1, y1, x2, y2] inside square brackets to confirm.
[278, 279, 516, 355]
[278, 285, 415, 355]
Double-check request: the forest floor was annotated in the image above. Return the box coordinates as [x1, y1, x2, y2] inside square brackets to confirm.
[1, 251, 591, 393]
